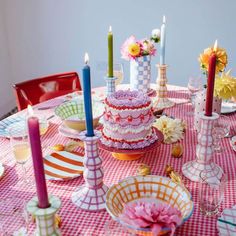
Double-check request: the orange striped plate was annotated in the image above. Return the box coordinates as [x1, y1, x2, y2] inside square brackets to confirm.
[44, 151, 84, 181]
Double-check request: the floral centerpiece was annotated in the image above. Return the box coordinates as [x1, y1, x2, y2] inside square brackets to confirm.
[121, 30, 160, 94]
[198, 44, 236, 100]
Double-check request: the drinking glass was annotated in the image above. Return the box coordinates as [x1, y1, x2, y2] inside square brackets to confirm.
[114, 63, 124, 85]
[187, 76, 202, 115]
[213, 115, 231, 153]
[199, 171, 227, 216]
[9, 127, 31, 185]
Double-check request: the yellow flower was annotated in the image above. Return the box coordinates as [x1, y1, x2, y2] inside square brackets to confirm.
[128, 43, 141, 57]
[214, 70, 236, 99]
[199, 46, 228, 74]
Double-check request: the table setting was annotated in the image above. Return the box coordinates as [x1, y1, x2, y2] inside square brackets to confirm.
[0, 16, 236, 236]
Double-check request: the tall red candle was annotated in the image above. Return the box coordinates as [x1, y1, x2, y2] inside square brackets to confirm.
[28, 113, 50, 208]
[205, 42, 217, 116]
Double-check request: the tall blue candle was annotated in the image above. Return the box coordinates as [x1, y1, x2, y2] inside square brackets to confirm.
[160, 15, 166, 65]
[82, 53, 94, 137]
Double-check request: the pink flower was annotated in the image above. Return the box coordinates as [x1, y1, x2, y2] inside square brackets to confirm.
[121, 35, 136, 60]
[120, 201, 182, 236]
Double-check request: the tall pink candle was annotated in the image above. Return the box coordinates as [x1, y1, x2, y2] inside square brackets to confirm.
[28, 115, 49, 208]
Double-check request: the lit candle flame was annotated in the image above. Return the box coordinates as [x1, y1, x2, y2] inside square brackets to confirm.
[163, 15, 166, 24]
[84, 53, 89, 64]
[27, 105, 34, 116]
[109, 25, 112, 33]
[213, 40, 218, 52]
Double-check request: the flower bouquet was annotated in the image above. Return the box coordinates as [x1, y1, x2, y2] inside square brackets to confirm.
[121, 30, 160, 94]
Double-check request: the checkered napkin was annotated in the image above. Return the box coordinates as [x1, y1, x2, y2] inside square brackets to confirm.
[217, 206, 236, 235]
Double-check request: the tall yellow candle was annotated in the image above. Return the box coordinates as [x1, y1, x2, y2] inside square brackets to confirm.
[108, 26, 113, 77]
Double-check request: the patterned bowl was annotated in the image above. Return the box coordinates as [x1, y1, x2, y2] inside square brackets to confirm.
[106, 175, 194, 236]
[55, 98, 104, 131]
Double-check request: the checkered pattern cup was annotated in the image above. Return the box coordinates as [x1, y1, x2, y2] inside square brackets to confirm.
[130, 55, 151, 93]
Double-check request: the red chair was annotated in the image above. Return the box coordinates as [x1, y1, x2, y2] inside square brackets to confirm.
[13, 72, 81, 111]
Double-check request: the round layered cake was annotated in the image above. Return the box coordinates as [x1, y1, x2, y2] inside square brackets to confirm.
[101, 90, 158, 149]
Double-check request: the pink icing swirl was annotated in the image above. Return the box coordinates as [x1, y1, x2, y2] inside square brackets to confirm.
[106, 90, 151, 108]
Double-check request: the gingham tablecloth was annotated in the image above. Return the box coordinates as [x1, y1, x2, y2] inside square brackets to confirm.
[0, 85, 236, 236]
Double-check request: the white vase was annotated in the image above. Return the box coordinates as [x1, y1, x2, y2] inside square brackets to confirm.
[130, 55, 151, 93]
[194, 89, 222, 131]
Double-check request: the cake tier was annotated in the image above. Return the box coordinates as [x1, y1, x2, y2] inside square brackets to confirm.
[103, 126, 151, 142]
[105, 90, 151, 109]
[101, 127, 158, 150]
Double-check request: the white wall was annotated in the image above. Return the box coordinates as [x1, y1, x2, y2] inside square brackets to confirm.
[1, 0, 236, 115]
[0, 0, 14, 116]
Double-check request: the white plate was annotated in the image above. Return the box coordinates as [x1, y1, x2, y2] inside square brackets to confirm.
[221, 102, 236, 114]
[217, 208, 236, 235]
[0, 116, 26, 138]
[58, 124, 81, 139]
[44, 151, 84, 181]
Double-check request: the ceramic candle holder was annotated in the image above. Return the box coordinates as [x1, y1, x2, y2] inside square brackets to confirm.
[27, 195, 61, 236]
[182, 112, 223, 182]
[71, 130, 108, 211]
[105, 76, 117, 96]
[155, 64, 175, 109]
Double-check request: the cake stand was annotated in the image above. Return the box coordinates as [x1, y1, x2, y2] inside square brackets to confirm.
[99, 128, 164, 161]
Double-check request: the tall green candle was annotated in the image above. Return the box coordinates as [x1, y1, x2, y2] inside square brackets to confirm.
[108, 26, 113, 77]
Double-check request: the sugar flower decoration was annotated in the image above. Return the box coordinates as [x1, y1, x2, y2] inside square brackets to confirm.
[120, 201, 182, 236]
[214, 70, 236, 100]
[199, 45, 228, 74]
[151, 29, 161, 43]
[153, 116, 185, 144]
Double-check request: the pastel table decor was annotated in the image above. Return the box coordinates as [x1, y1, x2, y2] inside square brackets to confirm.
[121, 34, 158, 94]
[82, 53, 94, 137]
[105, 26, 117, 96]
[182, 113, 223, 182]
[72, 54, 108, 211]
[71, 130, 108, 211]
[27, 195, 61, 236]
[155, 64, 175, 109]
[27, 105, 49, 209]
[160, 15, 166, 65]
[155, 16, 175, 109]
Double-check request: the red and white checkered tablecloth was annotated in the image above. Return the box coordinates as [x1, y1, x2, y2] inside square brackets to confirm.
[0, 85, 236, 236]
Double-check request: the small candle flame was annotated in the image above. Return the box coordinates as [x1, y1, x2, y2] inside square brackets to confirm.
[163, 15, 166, 24]
[27, 105, 34, 116]
[109, 25, 112, 33]
[213, 40, 218, 52]
[84, 53, 89, 64]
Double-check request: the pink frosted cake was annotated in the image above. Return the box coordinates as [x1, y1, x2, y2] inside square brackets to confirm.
[101, 90, 158, 149]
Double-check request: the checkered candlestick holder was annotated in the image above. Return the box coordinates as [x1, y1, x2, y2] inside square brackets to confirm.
[182, 112, 223, 182]
[105, 76, 117, 96]
[155, 64, 175, 109]
[27, 195, 61, 236]
[71, 130, 108, 211]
